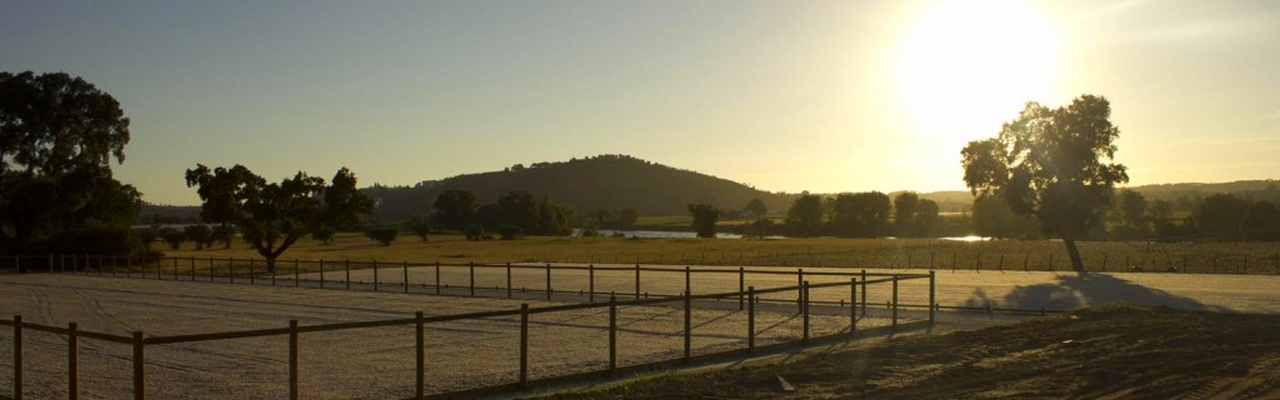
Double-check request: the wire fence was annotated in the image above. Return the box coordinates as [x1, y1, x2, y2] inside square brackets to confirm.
[2, 257, 936, 399]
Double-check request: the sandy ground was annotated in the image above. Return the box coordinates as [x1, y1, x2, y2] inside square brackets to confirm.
[0, 274, 872, 400]
[2, 265, 1276, 399]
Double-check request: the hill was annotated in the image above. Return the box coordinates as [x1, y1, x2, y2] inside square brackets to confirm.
[364, 155, 797, 221]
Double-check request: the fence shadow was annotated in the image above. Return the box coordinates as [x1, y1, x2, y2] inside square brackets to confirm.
[970, 273, 1231, 312]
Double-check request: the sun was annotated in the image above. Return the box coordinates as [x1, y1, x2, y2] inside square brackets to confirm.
[892, 0, 1064, 142]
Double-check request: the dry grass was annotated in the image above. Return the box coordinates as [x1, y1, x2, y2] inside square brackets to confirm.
[160, 233, 1280, 276]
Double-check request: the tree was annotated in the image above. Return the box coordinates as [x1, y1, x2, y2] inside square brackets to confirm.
[321, 167, 375, 231]
[212, 224, 237, 249]
[183, 225, 213, 250]
[1244, 201, 1280, 241]
[786, 193, 825, 237]
[160, 228, 185, 250]
[829, 192, 891, 237]
[433, 190, 477, 231]
[1109, 189, 1149, 240]
[406, 214, 431, 242]
[186, 164, 372, 272]
[962, 95, 1129, 272]
[615, 208, 639, 229]
[0, 71, 140, 253]
[688, 202, 720, 238]
[894, 192, 920, 237]
[743, 198, 768, 217]
[1194, 193, 1250, 241]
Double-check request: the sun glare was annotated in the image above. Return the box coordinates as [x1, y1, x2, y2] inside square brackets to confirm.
[892, 0, 1063, 142]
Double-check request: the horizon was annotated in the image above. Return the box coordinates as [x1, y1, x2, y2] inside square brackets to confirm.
[4, 0, 1278, 206]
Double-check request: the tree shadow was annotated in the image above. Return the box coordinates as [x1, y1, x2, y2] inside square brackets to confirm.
[966, 273, 1231, 312]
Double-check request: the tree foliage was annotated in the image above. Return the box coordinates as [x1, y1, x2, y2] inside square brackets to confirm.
[366, 227, 399, 246]
[0, 71, 140, 253]
[185, 164, 373, 271]
[962, 95, 1129, 271]
[434, 190, 478, 231]
[688, 202, 720, 238]
[829, 192, 891, 237]
[786, 193, 825, 237]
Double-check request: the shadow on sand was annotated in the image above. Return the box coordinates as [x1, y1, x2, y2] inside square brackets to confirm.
[964, 272, 1231, 312]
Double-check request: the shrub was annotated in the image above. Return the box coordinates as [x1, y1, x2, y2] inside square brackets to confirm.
[464, 224, 485, 241]
[499, 224, 522, 240]
[211, 225, 237, 248]
[312, 227, 337, 245]
[160, 228, 186, 250]
[366, 227, 399, 246]
[183, 225, 213, 250]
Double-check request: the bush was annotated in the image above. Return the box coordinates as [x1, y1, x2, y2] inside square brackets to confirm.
[211, 225, 237, 248]
[183, 225, 213, 250]
[499, 224, 522, 240]
[464, 224, 485, 241]
[312, 227, 336, 245]
[160, 228, 185, 250]
[134, 226, 160, 250]
[366, 227, 399, 246]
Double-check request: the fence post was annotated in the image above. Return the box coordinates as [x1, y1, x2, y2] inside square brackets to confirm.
[1024, 254, 1029, 271]
[802, 280, 810, 345]
[747, 286, 756, 352]
[589, 264, 595, 302]
[929, 270, 936, 326]
[209, 257, 215, 283]
[609, 296, 617, 376]
[976, 252, 982, 273]
[250, 258, 255, 285]
[189, 256, 195, 281]
[738, 267, 745, 311]
[14, 315, 23, 400]
[683, 290, 692, 364]
[634, 264, 641, 301]
[289, 320, 298, 400]
[403, 261, 409, 294]
[507, 263, 513, 299]
[850, 278, 857, 333]
[1103, 254, 1108, 271]
[415, 311, 425, 400]
[346, 260, 352, 290]
[294, 259, 300, 288]
[684, 266, 691, 297]
[319, 259, 325, 289]
[373, 260, 379, 291]
[546, 264, 552, 300]
[860, 270, 867, 317]
[892, 275, 899, 330]
[797, 268, 804, 314]
[132, 331, 145, 400]
[469, 262, 475, 297]
[69, 322, 78, 400]
[1049, 253, 1054, 271]
[519, 304, 529, 389]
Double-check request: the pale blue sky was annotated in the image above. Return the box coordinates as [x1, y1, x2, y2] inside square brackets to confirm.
[3, 0, 1278, 206]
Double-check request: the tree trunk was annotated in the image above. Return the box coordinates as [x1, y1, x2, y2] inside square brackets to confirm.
[264, 256, 276, 275]
[1064, 237, 1085, 272]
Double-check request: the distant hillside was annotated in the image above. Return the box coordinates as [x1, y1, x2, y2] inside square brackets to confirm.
[365, 155, 797, 221]
[911, 180, 1280, 215]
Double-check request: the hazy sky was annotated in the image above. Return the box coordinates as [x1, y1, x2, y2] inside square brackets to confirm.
[3, 0, 1278, 206]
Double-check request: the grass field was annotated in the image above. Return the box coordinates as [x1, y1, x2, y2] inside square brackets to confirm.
[161, 233, 1280, 276]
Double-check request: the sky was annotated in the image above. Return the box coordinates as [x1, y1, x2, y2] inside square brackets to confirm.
[3, 0, 1278, 206]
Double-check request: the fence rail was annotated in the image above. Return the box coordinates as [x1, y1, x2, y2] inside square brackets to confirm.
[2, 269, 933, 400]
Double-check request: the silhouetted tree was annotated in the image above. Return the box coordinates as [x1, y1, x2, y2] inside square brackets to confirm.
[434, 190, 478, 231]
[830, 192, 891, 237]
[311, 227, 336, 245]
[321, 167, 375, 231]
[1109, 189, 1149, 240]
[688, 202, 720, 238]
[407, 214, 431, 242]
[786, 193, 825, 237]
[186, 165, 372, 272]
[962, 95, 1129, 272]
[894, 192, 920, 237]
[212, 224, 237, 249]
[743, 198, 768, 217]
[1194, 193, 1251, 241]
[160, 228, 185, 250]
[615, 208, 639, 229]
[0, 71, 141, 253]
[1244, 201, 1279, 241]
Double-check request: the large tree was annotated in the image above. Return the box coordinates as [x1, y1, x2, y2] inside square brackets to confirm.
[962, 94, 1129, 272]
[785, 193, 825, 237]
[829, 192, 891, 237]
[185, 165, 373, 272]
[0, 71, 140, 253]
[433, 190, 478, 231]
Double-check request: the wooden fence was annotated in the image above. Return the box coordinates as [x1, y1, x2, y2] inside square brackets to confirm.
[2, 271, 934, 399]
